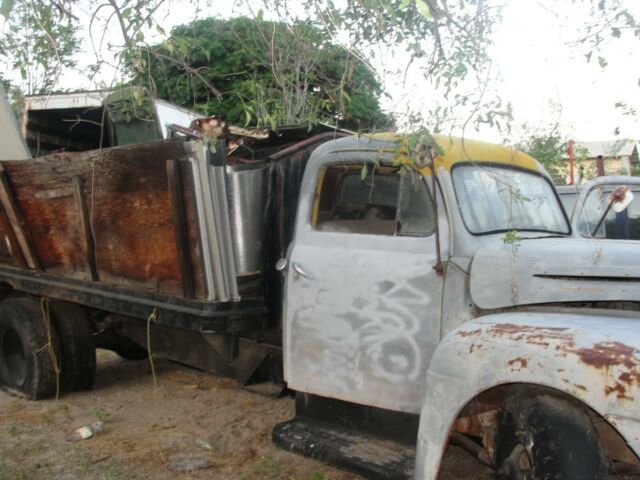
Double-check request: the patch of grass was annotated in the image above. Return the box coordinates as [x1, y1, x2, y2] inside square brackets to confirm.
[7, 425, 17, 436]
[251, 456, 282, 477]
[92, 407, 111, 422]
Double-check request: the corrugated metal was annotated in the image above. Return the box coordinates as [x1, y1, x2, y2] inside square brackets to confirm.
[0, 84, 30, 160]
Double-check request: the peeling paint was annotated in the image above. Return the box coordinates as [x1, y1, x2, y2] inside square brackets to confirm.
[507, 357, 528, 370]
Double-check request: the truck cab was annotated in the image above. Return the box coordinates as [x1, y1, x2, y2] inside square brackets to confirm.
[276, 134, 640, 479]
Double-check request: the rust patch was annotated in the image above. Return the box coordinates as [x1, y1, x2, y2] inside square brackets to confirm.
[604, 382, 632, 400]
[574, 342, 640, 400]
[487, 323, 574, 350]
[507, 357, 528, 370]
[575, 342, 638, 370]
[489, 323, 569, 334]
[457, 329, 481, 338]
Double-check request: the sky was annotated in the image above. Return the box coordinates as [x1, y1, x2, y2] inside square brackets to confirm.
[1, 0, 639, 144]
[490, 1, 640, 143]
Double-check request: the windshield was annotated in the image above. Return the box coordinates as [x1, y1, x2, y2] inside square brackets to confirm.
[558, 191, 578, 219]
[452, 164, 570, 235]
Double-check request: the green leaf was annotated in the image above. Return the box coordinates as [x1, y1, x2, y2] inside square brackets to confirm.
[585, 51, 593, 63]
[156, 24, 166, 36]
[597, 56, 608, 68]
[360, 163, 368, 180]
[415, 0, 432, 19]
[399, 0, 412, 9]
[0, 0, 15, 18]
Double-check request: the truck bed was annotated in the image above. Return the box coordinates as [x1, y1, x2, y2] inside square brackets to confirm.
[0, 139, 264, 331]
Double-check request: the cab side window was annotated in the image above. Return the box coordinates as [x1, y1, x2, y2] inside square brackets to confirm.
[313, 164, 434, 237]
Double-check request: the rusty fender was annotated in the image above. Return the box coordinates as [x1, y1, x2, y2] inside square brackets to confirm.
[415, 311, 640, 480]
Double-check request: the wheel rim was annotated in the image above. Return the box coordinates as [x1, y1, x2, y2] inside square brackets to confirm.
[1, 328, 27, 387]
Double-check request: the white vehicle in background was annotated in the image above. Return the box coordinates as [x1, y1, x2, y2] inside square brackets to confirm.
[558, 176, 640, 240]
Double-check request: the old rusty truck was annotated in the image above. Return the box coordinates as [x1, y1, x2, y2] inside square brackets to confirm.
[0, 109, 640, 480]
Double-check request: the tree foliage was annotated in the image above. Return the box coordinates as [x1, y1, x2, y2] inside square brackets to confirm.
[134, 16, 393, 130]
[0, 0, 78, 94]
[513, 124, 567, 185]
[0, 0, 638, 134]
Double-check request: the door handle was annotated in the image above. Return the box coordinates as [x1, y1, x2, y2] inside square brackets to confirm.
[292, 262, 314, 280]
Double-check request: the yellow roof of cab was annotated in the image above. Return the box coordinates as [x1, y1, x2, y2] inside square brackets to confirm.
[364, 133, 540, 174]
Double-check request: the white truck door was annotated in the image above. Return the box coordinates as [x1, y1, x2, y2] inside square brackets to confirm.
[283, 152, 448, 414]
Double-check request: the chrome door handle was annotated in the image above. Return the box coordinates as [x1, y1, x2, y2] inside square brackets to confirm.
[292, 262, 314, 280]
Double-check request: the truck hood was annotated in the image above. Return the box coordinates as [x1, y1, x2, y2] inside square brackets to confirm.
[470, 237, 640, 309]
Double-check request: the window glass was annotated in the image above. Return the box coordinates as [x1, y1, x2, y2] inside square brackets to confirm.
[397, 173, 435, 236]
[452, 164, 569, 234]
[558, 192, 578, 219]
[313, 164, 436, 237]
[314, 165, 399, 236]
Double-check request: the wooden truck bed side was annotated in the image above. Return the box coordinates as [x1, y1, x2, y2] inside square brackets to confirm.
[0, 139, 266, 331]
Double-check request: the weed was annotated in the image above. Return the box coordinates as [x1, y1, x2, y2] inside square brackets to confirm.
[251, 456, 282, 477]
[92, 407, 111, 422]
[7, 425, 17, 436]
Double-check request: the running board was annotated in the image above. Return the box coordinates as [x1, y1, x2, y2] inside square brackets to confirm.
[272, 418, 415, 480]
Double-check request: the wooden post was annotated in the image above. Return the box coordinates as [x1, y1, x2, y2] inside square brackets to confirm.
[72, 176, 99, 281]
[0, 165, 41, 270]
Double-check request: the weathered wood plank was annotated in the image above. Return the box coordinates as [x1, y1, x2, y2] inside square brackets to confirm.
[0, 165, 42, 270]
[0, 140, 206, 297]
[72, 176, 98, 281]
[167, 160, 195, 299]
[0, 201, 26, 267]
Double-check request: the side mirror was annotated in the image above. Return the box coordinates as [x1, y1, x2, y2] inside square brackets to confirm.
[610, 186, 633, 213]
[275, 258, 288, 272]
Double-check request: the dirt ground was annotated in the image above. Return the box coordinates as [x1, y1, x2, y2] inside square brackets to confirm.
[0, 350, 490, 480]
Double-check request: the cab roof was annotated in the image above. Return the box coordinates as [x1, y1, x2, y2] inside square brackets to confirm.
[319, 133, 541, 174]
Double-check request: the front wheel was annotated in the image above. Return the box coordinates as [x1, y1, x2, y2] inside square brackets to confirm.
[495, 387, 607, 480]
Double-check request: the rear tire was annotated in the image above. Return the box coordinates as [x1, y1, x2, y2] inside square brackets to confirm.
[48, 301, 96, 392]
[0, 297, 60, 399]
[495, 387, 607, 480]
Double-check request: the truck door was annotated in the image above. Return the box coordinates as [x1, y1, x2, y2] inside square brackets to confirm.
[283, 152, 448, 414]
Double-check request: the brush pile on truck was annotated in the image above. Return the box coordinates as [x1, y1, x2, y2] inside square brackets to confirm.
[1, 89, 640, 480]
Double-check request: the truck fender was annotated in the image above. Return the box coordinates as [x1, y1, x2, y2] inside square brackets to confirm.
[415, 310, 640, 480]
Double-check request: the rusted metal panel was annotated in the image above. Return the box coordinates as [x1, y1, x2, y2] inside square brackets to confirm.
[0, 140, 206, 298]
[415, 311, 640, 480]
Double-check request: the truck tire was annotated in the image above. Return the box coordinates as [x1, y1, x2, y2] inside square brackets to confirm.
[0, 297, 60, 399]
[495, 388, 607, 480]
[48, 301, 96, 392]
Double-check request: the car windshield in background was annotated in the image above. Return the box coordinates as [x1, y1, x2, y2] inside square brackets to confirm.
[452, 164, 570, 235]
[557, 190, 579, 219]
[576, 185, 640, 240]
